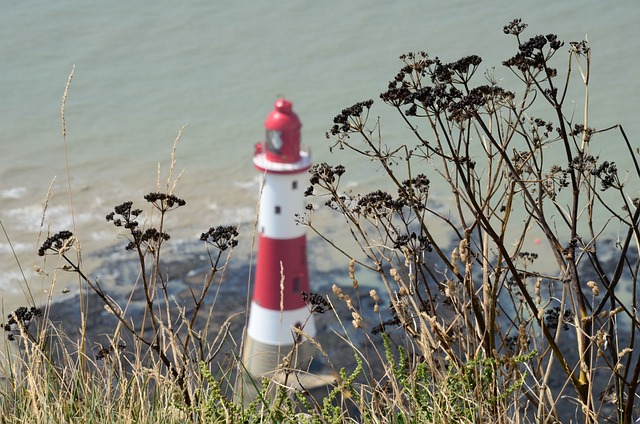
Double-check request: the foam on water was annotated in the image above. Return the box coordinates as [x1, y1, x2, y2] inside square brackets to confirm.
[1, 187, 27, 200]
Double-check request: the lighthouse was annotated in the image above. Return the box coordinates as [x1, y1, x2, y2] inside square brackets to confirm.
[242, 98, 316, 379]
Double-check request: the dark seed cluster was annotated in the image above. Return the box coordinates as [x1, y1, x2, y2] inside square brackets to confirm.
[38, 230, 74, 256]
[527, 117, 557, 146]
[446, 87, 487, 122]
[570, 124, 596, 143]
[144, 192, 186, 211]
[434, 55, 482, 85]
[503, 18, 528, 36]
[380, 50, 514, 123]
[3, 306, 42, 341]
[327, 100, 374, 138]
[518, 252, 539, 266]
[107, 201, 173, 251]
[544, 306, 574, 331]
[383, 79, 463, 117]
[95, 341, 126, 361]
[200, 225, 239, 251]
[127, 228, 170, 251]
[302, 291, 332, 314]
[569, 40, 590, 55]
[106, 201, 143, 230]
[401, 174, 430, 197]
[591, 160, 618, 191]
[354, 190, 406, 217]
[503, 33, 563, 73]
[505, 335, 519, 354]
[309, 163, 346, 187]
[371, 310, 401, 336]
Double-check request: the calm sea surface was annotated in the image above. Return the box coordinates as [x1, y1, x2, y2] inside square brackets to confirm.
[1, 1, 639, 312]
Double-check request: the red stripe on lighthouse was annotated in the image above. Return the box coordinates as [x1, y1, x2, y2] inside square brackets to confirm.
[253, 234, 309, 311]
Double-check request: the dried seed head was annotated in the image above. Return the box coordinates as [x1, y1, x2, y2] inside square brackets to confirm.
[618, 347, 632, 359]
[587, 280, 600, 297]
[458, 239, 469, 262]
[444, 279, 455, 298]
[348, 258, 355, 278]
[351, 311, 364, 329]
[609, 306, 624, 317]
[332, 284, 344, 300]
[451, 247, 459, 263]
[346, 298, 353, 310]
[402, 246, 413, 267]
[389, 268, 402, 283]
[59, 236, 76, 255]
[450, 247, 459, 274]
[369, 289, 380, 303]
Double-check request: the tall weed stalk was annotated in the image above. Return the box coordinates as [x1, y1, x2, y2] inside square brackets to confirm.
[304, 19, 640, 423]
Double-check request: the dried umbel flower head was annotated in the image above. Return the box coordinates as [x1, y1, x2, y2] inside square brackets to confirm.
[200, 225, 239, 251]
[118, 228, 171, 252]
[308, 163, 346, 187]
[106, 201, 171, 252]
[3, 306, 42, 341]
[95, 341, 126, 361]
[144, 192, 186, 212]
[327, 99, 374, 139]
[544, 306, 574, 331]
[586, 280, 600, 297]
[503, 18, 528, 36]
[302, 291, 332, 314]
[38, 230, 74, 256]
[106, 201, 143, 229]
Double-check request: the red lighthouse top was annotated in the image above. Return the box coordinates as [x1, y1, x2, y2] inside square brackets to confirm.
[254, 99, 311, 174]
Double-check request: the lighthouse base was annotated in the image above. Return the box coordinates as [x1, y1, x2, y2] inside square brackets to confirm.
[241, 334, 316, 378]
[236, 335, 318, 403]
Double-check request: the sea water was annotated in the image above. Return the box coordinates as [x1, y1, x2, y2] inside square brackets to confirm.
[1, 0, 639, 313]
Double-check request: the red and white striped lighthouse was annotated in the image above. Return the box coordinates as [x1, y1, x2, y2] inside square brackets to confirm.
[242, 98, 316, 378]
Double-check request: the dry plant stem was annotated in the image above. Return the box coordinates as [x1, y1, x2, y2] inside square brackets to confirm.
[309, 22, 640, 422]
[57, 253, 187, 402]
[0, 220, 32, 305]
[355, 125, 487, 334]
[472, 115, 587, 393]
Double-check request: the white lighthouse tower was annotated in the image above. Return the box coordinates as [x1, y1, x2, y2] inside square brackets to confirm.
[242, 98, 316, 379]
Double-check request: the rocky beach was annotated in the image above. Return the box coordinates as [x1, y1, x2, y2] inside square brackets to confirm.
[40, 230, 389, 396]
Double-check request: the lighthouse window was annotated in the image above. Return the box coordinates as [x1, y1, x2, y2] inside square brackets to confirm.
[275, 206, 281, 214]
[266, 130, 283, 154]
[293, 277, 301, 292]
[292, 181, 298, 190]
